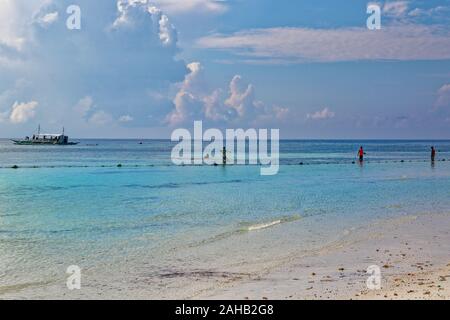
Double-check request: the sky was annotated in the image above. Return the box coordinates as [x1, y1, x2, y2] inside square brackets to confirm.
[0, 0, 450, 139]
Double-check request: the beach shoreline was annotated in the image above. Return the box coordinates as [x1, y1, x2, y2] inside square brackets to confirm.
[196, 212, 450, 300]
[1, 211, 449, 300]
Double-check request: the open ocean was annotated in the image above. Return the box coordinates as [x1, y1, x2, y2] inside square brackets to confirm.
[1, 139, 450, 298]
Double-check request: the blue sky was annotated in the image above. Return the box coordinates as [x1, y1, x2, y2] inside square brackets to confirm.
[0, 0, 449, 138]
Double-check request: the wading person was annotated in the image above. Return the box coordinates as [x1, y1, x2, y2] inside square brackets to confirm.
[358, 146, 366, 162]
[431, 146, 436, 162]
[222, 147, 227, 165]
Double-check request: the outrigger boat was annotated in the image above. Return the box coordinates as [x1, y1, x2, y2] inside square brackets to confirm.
[12, 125, 79, 146]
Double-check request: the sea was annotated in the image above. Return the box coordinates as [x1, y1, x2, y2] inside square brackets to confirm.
[1, 139, 450, 298]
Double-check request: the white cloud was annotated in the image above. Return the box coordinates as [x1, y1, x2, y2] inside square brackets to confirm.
[307, 108, 335, 120]
[154, 0, 227, 14]
[113, 0, 177, 47]
[0, 0, 29, 50]
[119, 115, 134, 122]
[9, 101, 39, 124]
[73, 96, 94, 117]
[88, 111, 114, 126]
[37, 11, 59, 27]
[197, 24, 450, 64]
[203, 89, 227, 122]
[157, 13, 175, 46]
[166, 62, 290, 126]
[74, 96, 119, 126]
[0, 0, 188, 136]
[435, 84, 450, 110]
[166, 62, 205, 126]
[383, 1, 409, 17]
[408, 5, 450, 18]
[225, 75, 255, 118]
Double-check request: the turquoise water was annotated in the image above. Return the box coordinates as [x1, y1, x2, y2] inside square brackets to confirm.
[1, 139, 450, 298]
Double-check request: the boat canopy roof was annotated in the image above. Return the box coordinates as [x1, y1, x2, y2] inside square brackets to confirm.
[35, 134, 65, 138]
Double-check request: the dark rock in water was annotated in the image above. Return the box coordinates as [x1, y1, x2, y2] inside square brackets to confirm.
[117, 164, 123, 168]
[299, 162, 304, 165]
[401, 160, 405, 163]
[352, 161, 355, 164]
[11, 165, 19, 169]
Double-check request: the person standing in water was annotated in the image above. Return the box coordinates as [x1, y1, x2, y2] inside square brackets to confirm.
[358, 146, 366, 162]
[222, 147, 227, 165]
[431, 146, 436, 162]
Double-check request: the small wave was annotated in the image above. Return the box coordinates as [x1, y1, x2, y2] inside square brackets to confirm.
[247, 220, 282, 231]
[244, 214, 301, 232]
[186, 214, 301, 249]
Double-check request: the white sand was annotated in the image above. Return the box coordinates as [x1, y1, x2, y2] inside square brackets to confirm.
[2, 212, 449, 300]
[196, 212, 450, 300]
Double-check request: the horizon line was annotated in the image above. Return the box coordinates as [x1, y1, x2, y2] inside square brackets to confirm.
[2, 137, 450, 141]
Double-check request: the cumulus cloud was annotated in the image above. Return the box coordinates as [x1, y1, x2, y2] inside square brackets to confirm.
[166, 62, 206, 126]
[0, 0, 187, 136]
[197, 24, 450, 64]
[0, 0, 41, 51]
[9, 101, 39, 124]
[166, 62, 290, 126]
[307, 108, 335, 120]
[154, 0, 228, 14]
[435, 84, 450, 110]
[113, 0, 177, 47]
[225, 75, 255, 118]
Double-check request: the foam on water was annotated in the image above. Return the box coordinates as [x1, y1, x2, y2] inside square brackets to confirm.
[244, 214, 302, 232]
[247, 220, 282, 231]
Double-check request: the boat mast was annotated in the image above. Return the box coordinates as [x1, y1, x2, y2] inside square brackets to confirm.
[38, 124, 41, 135]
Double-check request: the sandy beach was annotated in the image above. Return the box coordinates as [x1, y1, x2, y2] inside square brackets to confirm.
[197, 212, 450, 300]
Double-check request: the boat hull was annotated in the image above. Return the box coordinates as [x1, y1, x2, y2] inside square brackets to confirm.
[11, 140, 79, 146]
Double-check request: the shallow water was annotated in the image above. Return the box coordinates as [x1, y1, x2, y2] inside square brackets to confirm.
[1, 139, 450, 298]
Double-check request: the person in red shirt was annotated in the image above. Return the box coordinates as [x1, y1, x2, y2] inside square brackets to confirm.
[358, 146, 366, 162]
[431, 146, 436, 162]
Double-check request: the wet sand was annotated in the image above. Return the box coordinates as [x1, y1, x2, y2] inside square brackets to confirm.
[1, 212, 448, 300]
[197, 212, 450, 300]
